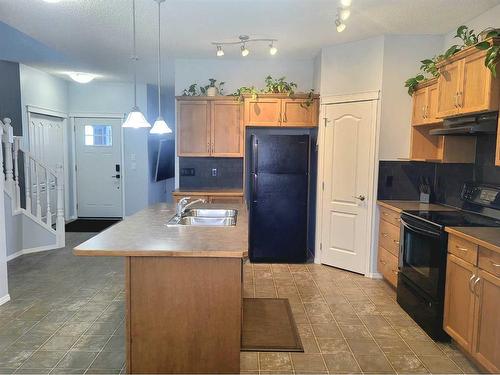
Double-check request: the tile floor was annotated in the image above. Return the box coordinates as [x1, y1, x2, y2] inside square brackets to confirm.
[0, 233, 482, 374]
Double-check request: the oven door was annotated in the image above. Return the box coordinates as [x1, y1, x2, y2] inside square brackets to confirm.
[399, 216, 446, 300]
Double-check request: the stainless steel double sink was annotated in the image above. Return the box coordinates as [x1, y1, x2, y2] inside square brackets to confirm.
[167, 208, 238, 227]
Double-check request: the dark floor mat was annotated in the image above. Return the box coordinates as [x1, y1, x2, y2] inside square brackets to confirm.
[65, 219, 121, 232]
[242, 298, 303, 352]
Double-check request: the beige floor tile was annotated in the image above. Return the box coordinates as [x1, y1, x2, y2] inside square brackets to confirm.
[240, 352, 258, 371]
[323, 353, 361, 374]
[316, 338, 350, 354]
[300, 338, 320, 354]
[291, 353, 327, 373]
[259, 352, 292, 372]
[419, 355, 463, 374]
[312, 324, 342, 339]
[296, 324, 314, 338]
[387, 354, 429, 373]
[375, 337, 413, 355]
[339, 324, 372, 339]
[406, 339, 444, 356]
[308, 313, 335, 324]
[347, 338, 383, 356]
[355, 354, 395, 373]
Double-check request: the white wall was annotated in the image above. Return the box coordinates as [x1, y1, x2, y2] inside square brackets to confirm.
[68, 81, 150, 216]
[319, 36, 385, 97]
[174, 58, 315, 95]
[379, 35, 444, 160]
[443, 3, 500, 48]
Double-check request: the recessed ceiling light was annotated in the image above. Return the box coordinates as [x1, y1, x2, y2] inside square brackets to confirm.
[67, 72, 97, 84]
[340, 0, 352, 7]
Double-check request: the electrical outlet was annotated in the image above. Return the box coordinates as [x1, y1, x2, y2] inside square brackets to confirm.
[211, 168, 218, 177]
[180, 168, 195, 176]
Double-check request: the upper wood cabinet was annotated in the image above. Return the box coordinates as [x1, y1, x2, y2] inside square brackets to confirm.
[177, 100, 211, 157]
[436, 41, 500, 118]
[177, 98, 243, 158]
[244, 94, 320, 127]
[412, 79, 441, 126]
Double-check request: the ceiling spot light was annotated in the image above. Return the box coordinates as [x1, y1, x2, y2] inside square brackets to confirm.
[269, 42, 278, 55]
[340, 0, 352, 7]
[339, 8, 351, 21]
[335, 18, 346, 33]
[68, 72, 97, 84]
[241, 44, 250, 57]
[216, 45, 225, 57]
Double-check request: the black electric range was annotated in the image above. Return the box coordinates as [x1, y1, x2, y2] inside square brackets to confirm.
[396, 183, 500, 341]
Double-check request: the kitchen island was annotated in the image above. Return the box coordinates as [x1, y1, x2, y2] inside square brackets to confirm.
[74, 203, 248, 374]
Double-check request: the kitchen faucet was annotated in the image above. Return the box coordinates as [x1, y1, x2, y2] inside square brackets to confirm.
[176, 197, 206, 216]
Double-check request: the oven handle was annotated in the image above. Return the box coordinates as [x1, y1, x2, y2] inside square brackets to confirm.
[400, 218, 441, 238]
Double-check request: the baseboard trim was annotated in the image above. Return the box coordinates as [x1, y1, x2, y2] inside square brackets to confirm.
[7, 244, 60, 262]
[366, 272, 383, 279]
[0, 294, 11, 306]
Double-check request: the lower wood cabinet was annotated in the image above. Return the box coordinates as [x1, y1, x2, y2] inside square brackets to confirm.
[377, 204, 401, 287]
[444, 236, 500, 373]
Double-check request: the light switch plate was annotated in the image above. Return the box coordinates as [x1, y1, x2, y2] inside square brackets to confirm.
[211, 168, 218, 177]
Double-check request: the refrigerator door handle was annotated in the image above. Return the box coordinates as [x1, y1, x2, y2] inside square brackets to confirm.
[251, 136, 258, 174]
[252, 173, 258, 202]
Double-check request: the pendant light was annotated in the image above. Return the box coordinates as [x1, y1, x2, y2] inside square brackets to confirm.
[150, 0, 173, 134]
[123, 0, 151, 128]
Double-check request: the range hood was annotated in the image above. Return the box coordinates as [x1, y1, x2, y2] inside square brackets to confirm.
[429, 112, 498, 136]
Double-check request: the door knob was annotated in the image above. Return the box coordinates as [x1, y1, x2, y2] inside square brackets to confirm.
[353, 195, 366, 201]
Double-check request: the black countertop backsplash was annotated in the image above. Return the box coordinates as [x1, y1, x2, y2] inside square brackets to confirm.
[179, 157, 243, 189]
[378, 134, 499, 210]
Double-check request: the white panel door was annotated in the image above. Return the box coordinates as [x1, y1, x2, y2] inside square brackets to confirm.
[28, 113, 65, 224]
[320, 101, 374, 274]
[75, 117, 122, 218]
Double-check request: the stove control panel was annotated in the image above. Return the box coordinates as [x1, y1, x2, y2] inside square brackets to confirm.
[461, 182, 500, 209]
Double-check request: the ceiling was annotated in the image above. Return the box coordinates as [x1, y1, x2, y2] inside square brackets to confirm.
[1, 0, 499, 84]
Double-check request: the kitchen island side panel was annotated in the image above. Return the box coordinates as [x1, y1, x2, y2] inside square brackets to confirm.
[127, 256, 242, 374]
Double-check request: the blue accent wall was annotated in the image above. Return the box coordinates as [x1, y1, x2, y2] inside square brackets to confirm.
[0, 60, 22, 135]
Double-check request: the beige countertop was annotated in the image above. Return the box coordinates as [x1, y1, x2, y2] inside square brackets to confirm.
[377, 200, 456, 213]
[74, 203, 248, 258]
[445, 227, 500, 255]
[173, 189, 244, 196]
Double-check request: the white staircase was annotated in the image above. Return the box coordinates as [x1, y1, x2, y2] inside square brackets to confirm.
[1, 118, 65, 260]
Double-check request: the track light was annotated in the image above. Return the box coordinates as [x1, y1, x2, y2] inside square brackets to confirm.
[241, 44, 250, 57]
[340, 0, 352, 6]
[216, 45, 224, 57]
[335, 18, 346, 33]
[269, 42, 278, 55]
[339, 8, 351, 21]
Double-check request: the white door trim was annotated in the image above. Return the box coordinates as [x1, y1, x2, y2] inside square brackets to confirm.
[70, 114, 126, 218]
[26, 106, 71, 220]
[321, 91, 380, 105]
[315, 92, 381, 277]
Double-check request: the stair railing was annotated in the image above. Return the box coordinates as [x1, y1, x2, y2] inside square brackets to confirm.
[1, 118, 65, 248]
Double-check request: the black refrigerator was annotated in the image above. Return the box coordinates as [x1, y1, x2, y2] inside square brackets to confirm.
[249, 134, 309, 263]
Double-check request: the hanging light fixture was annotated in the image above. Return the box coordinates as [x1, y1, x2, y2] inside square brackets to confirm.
[150, 0, 172, 134]
[335, 17, 346, 32]
[241, 44, 250, 57]
[123, 0, 151, 129]
[212, 35, 277, 57]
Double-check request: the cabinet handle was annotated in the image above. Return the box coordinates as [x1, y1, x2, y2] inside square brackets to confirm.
[381, 233, 389, 238]
[283, 111, 287, 123]
[380, 260, 387, 265]
[453, 93, 458, 108]
[455, 245, 468, 252]
[473, 277, 481, 296]
[468, 275, 474, 292]
[211, 143, 214, 154]
[207, 142, 210, 153]
[425, 105, 430, 119]
[393, 240, 400, 245]
[458, 91, 463, 108]
[491, 261, 500, 268]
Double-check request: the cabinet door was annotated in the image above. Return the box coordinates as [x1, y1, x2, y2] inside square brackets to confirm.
[211, 101, 243, 157]
[460, 51, 496, 114]
[443, 254, 476, 351]
[472, 269, 500, 373]
[411, 88, 428, 126]
[437, 60, 462, 118]
[281, 99, 319, 127]
[377, 246, 398, 287]
[177, 101, 210, 156]
[427, 83, 440, 123]
[244, 98, 282, 126]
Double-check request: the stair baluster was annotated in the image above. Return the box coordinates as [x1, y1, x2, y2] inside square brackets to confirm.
[13, 137, 21, 210]
[1, 118, 14, 194]
[23, 153, 32, 214]
[56, 164, 65, 247]
[35, 161, 42, 219]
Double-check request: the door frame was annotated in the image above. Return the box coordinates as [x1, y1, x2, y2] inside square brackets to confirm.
[26, 105, 70, 220]
[315, 91, 381, 277]
[69, 113, 126, 219]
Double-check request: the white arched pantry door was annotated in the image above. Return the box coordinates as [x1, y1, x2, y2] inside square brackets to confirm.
[319, 99, 378, 274]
